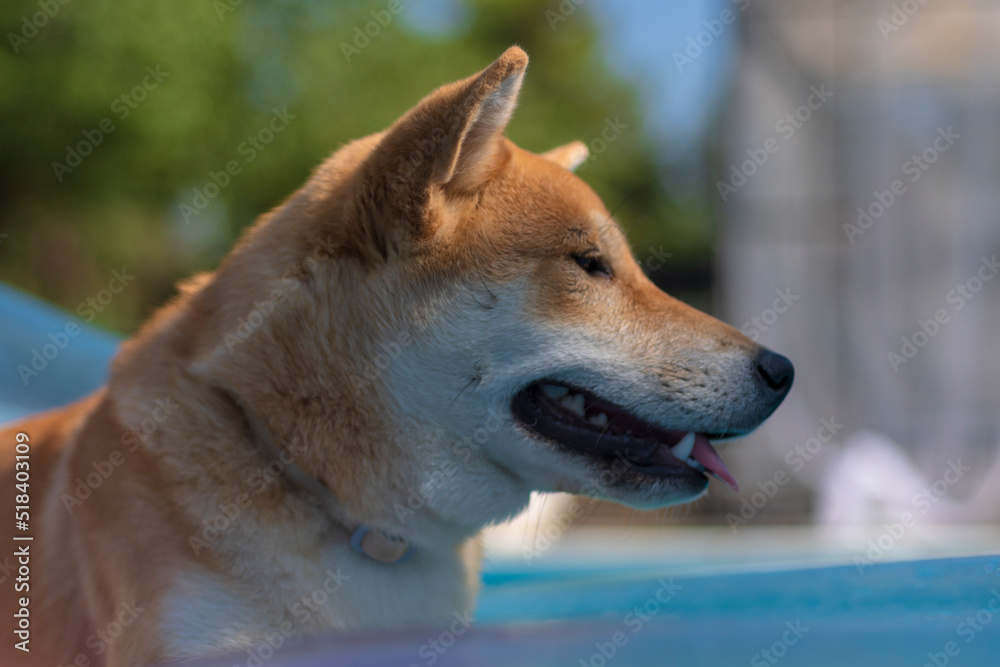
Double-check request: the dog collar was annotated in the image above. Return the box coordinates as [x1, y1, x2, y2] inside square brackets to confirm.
[349, 525, 414, 563]
[283, 459, 415, 565]
[286, 461, 415, 565]
[223, 389, 414, 565]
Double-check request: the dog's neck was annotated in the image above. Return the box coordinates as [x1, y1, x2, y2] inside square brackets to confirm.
[217, 386, 415, 564]
[109, 279, 504, 564]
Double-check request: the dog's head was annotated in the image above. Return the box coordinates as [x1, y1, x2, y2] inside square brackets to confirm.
[182, 47, 792, 531]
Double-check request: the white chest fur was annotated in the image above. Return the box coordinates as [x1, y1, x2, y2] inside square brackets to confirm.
[157, 539, 477, 661]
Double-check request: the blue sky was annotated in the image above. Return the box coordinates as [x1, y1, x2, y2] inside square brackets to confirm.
[406, 0, 735, 161]
[588, 0, 736, 159]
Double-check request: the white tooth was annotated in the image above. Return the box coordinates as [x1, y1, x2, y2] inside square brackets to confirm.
[542, 384, 570, 399]
[588, 412, 609, 427]
[686, 457, 706, 472]
[559, 393, 585, 416]
[671, 432, 696, 460]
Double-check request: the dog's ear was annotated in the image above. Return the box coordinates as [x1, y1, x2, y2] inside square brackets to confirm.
[542, 141, 589, 172]
[351, 47, 528, 257]
[385, 45, 527, 191]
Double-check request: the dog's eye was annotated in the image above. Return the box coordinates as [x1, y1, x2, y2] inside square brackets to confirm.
[571, 253, 612, 278]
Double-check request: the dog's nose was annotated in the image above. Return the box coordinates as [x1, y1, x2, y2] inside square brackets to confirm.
[755, 348, 794, 399]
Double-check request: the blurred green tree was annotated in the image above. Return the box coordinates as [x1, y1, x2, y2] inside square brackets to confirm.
[0, 0, 707, 333]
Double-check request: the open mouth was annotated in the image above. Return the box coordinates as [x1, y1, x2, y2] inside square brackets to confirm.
[512, 381, 740, 491]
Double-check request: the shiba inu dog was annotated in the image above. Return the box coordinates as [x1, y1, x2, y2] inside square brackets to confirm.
[0, 46, 792, 666]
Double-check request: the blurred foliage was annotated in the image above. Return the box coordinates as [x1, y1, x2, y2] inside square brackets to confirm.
[0, 0, 708, 333]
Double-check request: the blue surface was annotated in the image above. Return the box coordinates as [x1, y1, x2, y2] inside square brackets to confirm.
[0, 282, 118, 424]
[3, 284, 998, 665]
[182, 555, 1000, 666]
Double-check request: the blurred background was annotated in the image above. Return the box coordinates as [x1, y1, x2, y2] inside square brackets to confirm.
[2, 0, 999, 566]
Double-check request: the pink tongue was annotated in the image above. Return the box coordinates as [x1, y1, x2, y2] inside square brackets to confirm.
[691, 435, 739, 491]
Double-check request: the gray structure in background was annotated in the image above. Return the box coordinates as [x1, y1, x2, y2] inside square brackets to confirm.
[717, 0, 1000, 523]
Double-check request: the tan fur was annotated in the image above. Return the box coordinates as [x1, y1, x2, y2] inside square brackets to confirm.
[1, 47, 787, 666]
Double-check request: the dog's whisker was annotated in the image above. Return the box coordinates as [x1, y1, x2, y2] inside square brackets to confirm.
[444, 375, 480, 417]
[533, 494, 550, 554]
